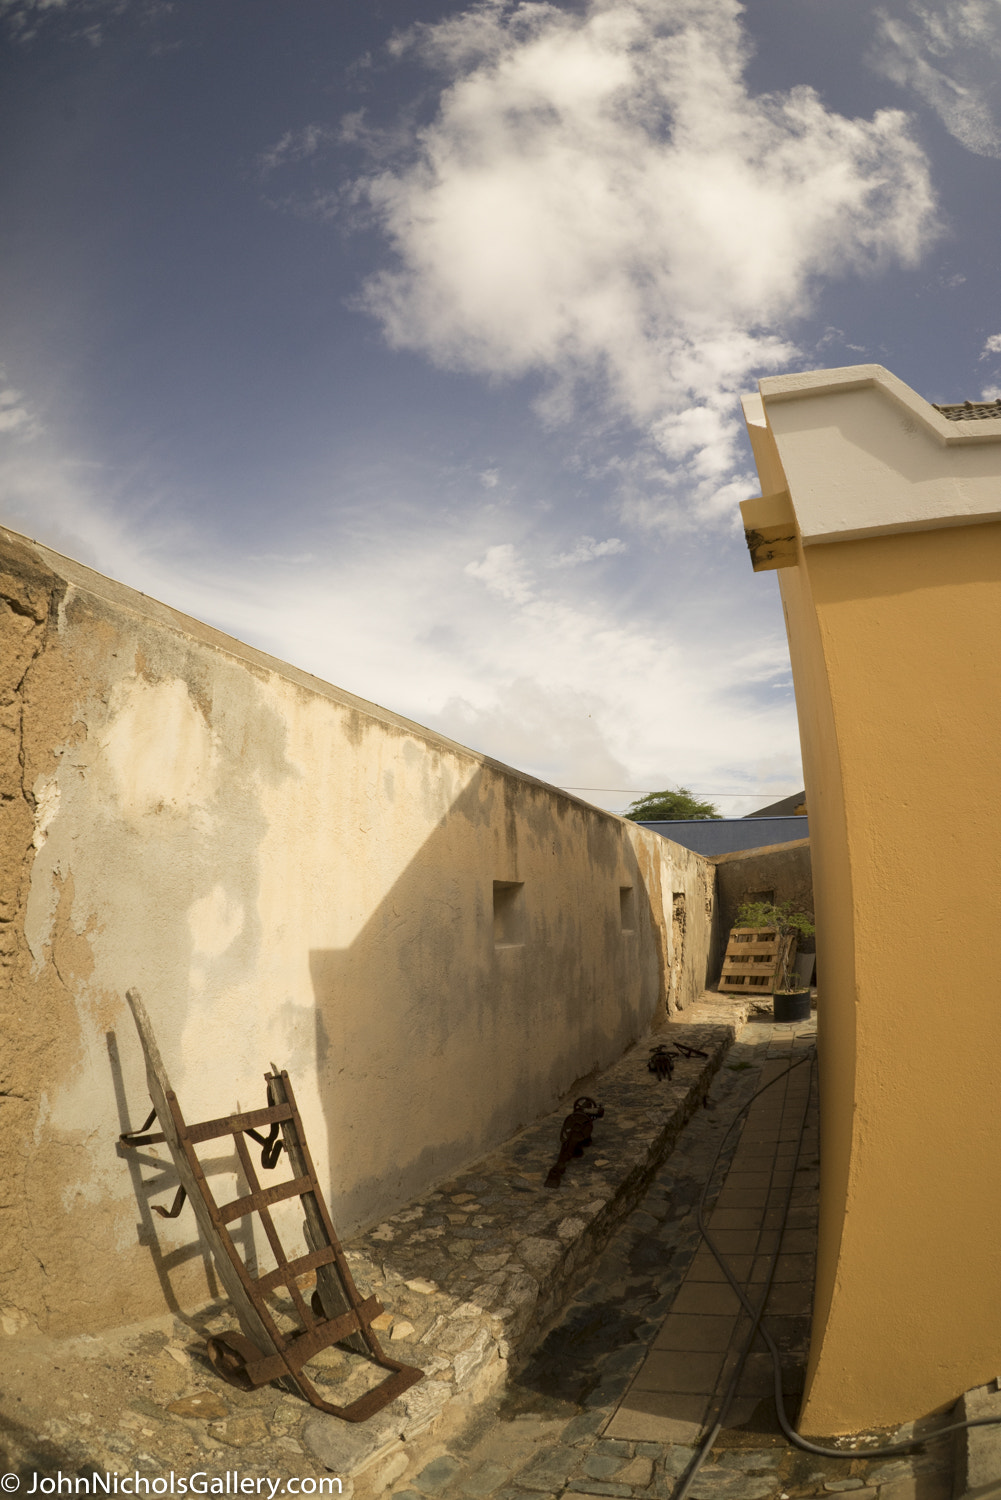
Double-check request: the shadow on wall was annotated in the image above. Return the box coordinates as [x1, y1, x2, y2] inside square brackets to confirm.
[304, 763, 674, 1236]
[106, 1030, 216, 1318]
[0, 521, 717, 1334]
[709, 838, 813, 982]
[103, 763, 682, 1320]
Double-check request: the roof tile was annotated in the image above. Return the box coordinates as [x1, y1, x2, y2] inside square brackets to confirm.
[933, 399, 1001, 421]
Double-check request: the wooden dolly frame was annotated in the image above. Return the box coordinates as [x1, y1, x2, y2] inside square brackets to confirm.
[121, 990, 422, 1422]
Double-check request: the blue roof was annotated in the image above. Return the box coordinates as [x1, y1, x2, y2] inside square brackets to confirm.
[636, 816, 809, 858]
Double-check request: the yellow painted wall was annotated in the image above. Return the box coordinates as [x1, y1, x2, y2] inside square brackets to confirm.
[0, 524, 716, 1338]
[742, 368, 1001, 1432]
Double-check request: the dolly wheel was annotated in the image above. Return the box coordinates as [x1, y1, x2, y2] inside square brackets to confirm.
[206, 1332, 263, 1391]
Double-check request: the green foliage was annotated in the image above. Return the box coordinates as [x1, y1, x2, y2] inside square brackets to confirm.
[623, 787, 722, 822]
[734, 899, 815, 941]
[733, 899, 815, 991]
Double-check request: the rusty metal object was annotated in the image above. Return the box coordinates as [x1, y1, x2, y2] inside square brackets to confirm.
[151, 1184, 188, 1219]
[120, 1105, 164, 1147]
[120, 1107, 188, 1215]
[673, 1042, 708, 1060]
[648, 1045, 675, 1081]
[647, 1040, 709, 1081]
[120, 989, 422, 1422]
[545, 1096, 604, 1188]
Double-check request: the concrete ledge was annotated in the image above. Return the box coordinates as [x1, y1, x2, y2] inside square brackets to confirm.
[954, 1381, 1001, 1499]
[300, 1001, 749, 1484]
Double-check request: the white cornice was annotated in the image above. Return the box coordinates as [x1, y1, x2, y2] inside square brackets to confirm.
[759, 364, 1001, 447]
[749, 365, 1001, 544]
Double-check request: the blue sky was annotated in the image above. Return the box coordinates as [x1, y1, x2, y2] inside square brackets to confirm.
[3, 0, 1000, 814]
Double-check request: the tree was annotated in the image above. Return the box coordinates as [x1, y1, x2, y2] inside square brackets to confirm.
[622, 787, 723, 821]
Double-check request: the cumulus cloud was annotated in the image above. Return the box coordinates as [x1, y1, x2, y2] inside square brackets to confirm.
[872, 1, 1001, 157]
[981, 333, 1001, 358]
[349, 0, 938, 525]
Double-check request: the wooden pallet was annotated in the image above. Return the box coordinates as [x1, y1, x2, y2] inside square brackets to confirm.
[718, 927, 795, 995]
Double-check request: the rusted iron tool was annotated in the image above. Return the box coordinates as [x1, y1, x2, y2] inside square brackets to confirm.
[545, 1096, 604, 1188]
[119, 989, 422, 1422]
[672, 1042, 708, 1060]
[647, 1041, 709, 1081]
[648, 1045, 675, 1080]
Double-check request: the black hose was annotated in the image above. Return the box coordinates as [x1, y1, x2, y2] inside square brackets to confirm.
[672, 1046, 818, 1500]
[669, 1039, 1001, 1499]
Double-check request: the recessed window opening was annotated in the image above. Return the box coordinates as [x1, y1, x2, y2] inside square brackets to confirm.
[620, 885, 636, 933]
[493, 881, 525, 947]
[746, 889, 775, 906]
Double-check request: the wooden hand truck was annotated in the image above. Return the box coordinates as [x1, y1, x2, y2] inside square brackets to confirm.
[119, 989, 423, 1422]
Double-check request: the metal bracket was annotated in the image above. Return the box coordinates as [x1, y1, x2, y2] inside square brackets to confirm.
[121, 1111, 286, 1215]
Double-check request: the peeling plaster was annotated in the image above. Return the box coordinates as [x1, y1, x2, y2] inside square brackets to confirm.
[31, 775, 60, 850]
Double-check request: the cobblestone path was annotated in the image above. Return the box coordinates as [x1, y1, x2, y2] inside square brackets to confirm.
[0, 1013, 956, 1500]
[388, 1016, 952, 1500]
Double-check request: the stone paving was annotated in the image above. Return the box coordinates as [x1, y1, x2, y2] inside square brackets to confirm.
[603, 1033, 819, 1447]
[0, 1005, 743, 1494]
[0, 1005, 957, 1500]
[377, 1012, 953, 1500]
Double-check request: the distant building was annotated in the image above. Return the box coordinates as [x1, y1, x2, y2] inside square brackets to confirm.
[637, 815, 807, 858]
[743, 790, 806, 818]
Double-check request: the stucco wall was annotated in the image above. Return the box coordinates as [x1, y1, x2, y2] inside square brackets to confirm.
[741, 366, 1001, 1433]
[0, 524, 716, 1338]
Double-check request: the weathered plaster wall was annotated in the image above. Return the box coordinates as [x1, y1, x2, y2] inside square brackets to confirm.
[0, 525, 716, 1338]
[741, 367, 1001, 1433]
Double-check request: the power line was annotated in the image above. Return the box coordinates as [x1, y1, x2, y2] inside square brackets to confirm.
[559, 786, 802, 796]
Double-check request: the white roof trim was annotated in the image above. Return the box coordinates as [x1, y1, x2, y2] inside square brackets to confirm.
[759, 364, 1001, 448]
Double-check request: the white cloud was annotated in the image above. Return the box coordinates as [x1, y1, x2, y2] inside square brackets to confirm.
[0, 371, 43, 441]
[0, 0, 70, 29]
[981, 333, 1001, 358]
[436, 678, 632, 791]
[350, 0, 938, 527]
[257, 124, 335, 176]
[872, 1, 1001, 158]
[0, 399, 801, 818]
[464, 541, 535, 602]
[450, 534, 797, 806]
[551, 535, 627, 566]
[0, 0, 127, 43]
